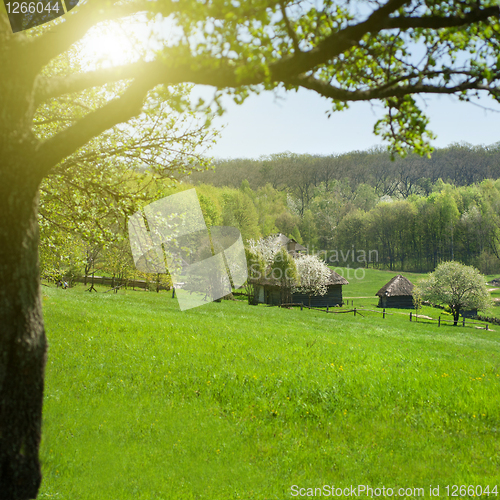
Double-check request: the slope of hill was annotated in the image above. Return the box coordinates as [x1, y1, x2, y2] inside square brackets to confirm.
[40, 281, 500, 499]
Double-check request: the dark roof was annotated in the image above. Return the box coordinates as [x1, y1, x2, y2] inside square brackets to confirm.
[376, 275, 414, 297]
[291, 241, 308, 252]
[275, 233, 291, 246]
[273, 233, 307, 253]
[326, 269, 349, 285]
[252, 269, 348, 287]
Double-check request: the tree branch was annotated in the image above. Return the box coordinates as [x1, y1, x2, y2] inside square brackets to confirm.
[35, 63, 146, 104]
[272, 0, 411, 79]
[34, 78, 151, 177]
[288, 73, 499, 102]
[35, 56, 245, 105]
[26, 0, 500, 180]
[35, 62, 141, 107]
[35, 0, 411, 103]
[279, 1, 301, 54]
[27, 0, 175, 72]
[35, 0, 500, 107]
[387, 5, 500, 31]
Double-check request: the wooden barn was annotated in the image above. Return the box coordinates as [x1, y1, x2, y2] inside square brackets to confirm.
[376, 275, 414, 308]
[253, 269, 348, 307]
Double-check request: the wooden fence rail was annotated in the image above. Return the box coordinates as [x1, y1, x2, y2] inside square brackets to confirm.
[71, 275, 170, 291]
[409, 312, 490, 330]
[279, 303, 393, 318]
[277, 303, 491, 329]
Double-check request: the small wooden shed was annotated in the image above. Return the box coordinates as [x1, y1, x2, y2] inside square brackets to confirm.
[376, 275, 414, 308]
[253, 269, 348, 307]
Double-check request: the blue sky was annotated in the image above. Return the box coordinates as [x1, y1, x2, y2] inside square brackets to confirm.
[206, 88, 500, 159]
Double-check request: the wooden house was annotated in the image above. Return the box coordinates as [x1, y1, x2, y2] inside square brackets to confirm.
[376, 275, 414, 308]
[253, 269, 348, 307]
[275, 233, 307, 257]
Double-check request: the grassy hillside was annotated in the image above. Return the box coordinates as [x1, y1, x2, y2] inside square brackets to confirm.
[485, 274, 500, 319]
[39, 276, 500, 499]
[332, 267, 426, 299]
[335, 266, 500, 318]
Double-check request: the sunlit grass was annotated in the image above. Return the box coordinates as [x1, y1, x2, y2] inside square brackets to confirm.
[39, 280, 500, 499]
[334, 266, 427, 299]
[485, 273, 500, 319]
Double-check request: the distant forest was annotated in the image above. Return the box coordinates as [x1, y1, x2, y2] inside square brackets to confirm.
[192, 143, 500, 200]
[40, 143, 500, 282]
[187, 143, 500, 274]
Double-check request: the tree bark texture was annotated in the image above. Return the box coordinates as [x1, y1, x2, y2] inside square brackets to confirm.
[0, 167, 46, 500]
[0, 39, 47, 499]
[0, 22, 147, 495]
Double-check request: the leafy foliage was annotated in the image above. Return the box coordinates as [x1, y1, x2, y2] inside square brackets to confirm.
[414, 261, 493, 324]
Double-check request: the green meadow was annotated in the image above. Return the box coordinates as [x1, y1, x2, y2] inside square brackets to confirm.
[334, 267, 430, 301]
[337, 266, 500, 318]
[39, 269, 500, 499]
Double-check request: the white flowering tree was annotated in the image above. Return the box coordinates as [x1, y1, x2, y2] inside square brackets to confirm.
[248, 235, 282, 266]
[293, 255, 331, 301]
[248, 238, 332, 305]
[414, 261, 493, 326]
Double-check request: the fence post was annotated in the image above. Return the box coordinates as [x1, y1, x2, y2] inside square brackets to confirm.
[326, 306, 329, 313]
[486, 323, 488, 331]
[383, 308, 385, 319]
[410, 312, 412, 322]
[300, 303, 303, 311]
[438, 316, 440, 327]
[463, 317, 465, 327]
[354, 308, 357, 317]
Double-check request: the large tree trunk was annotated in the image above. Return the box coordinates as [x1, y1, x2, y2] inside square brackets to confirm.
[0, 169, 47, 499]
[0, 36, 47, 496]
[0, 10, 151, 498]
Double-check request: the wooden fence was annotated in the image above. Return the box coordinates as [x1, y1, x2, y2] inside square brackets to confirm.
[278, 303, 492, 329]
[279, 303, 393, 318]
[409, 312, 491, 330]
[72, 275, 170, 291]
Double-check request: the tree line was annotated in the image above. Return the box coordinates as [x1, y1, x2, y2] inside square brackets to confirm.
[191, 143, 500, 207]
[42, 173, 500, 282]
